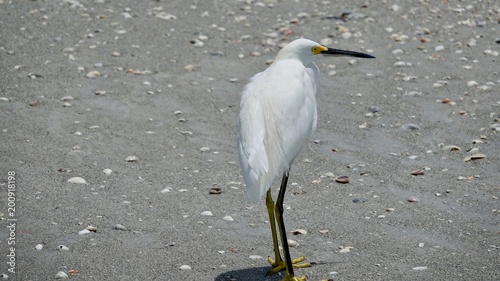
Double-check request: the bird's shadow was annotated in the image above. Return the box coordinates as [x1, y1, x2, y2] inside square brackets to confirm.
[214, 266, 283, 281]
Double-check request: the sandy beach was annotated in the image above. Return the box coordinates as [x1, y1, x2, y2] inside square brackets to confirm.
[1, 0, 499, 280]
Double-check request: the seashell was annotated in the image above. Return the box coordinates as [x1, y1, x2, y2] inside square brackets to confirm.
[78, 229, 91, 235]
[442, 145, 460, 151]
[179, 265, 191, 270]
[86, 225, 97, 232]
[407, 196, 420, 203]
[249, 255, 262, 260]
[35, 244, 43, 250]
[67, 177, 87, 184]
[209, 187, 222, 194]
[335, 175, 349, 184]
[55, 271, 68, 279]
[160, 187, 172, 194]
[339, 246, 354, 253]
[287, 239, 299, 247]
[85, 71, 100, 78]
[411, 170, 425, 176]
[102, 168, 113, 175]
[464, 153, 486, 162]
[58, 245, 69, 251]
[125, 155, 139, 162]
[223, 215, 234, 222]
[291, 229, 307, 235]
[200, 211, 213, 216]
[114, 224, 127, 231]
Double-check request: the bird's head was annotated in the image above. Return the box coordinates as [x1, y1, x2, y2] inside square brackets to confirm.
[275, 38, 375, 65]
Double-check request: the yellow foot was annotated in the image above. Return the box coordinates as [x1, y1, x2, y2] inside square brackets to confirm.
[267, 256, 312, 274]
[281, 275, 307, 281]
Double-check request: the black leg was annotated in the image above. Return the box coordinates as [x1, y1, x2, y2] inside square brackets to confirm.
[275, 171, 295, 278]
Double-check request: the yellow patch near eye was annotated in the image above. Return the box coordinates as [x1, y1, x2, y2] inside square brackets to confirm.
[311, 45, 328, 55]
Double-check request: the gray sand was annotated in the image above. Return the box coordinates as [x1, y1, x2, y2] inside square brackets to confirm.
[1, 0, 499, 280]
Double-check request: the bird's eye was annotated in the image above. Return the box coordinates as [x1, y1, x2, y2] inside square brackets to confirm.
[311, 47, 317, 53]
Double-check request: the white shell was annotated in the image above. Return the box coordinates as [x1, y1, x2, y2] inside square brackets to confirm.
[114, 224, 127, 231]
[287, 239, 299, 247]
[58, 245, 69, 251]
[291, 229, 307, 235]
[249, 255, 262, 260]
[35, 244, 43, 250]
[78, 229, 91, 235]
[67, 177, 87, 184]
[160, 187, 172, 194]
[223, 215, 234, 221]
[125, 155, 139, 162]
[102, 168, 113, 175]
[200, 211, 213, 216]
[55, 271, 68, 279]
[179, 265, 191, 270]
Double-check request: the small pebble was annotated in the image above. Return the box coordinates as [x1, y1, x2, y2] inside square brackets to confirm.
[413, 266, 429, 271]
[200, 147, 210, 152]
[35, 244, 43, 250]
[179, 265, 192, 270]
[223, 215, 234, 221]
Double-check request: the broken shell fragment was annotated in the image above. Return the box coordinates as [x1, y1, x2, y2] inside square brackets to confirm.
[55, 271, 68, 279]
[411, 170, 425, 176]
[464, 153, 486, 162]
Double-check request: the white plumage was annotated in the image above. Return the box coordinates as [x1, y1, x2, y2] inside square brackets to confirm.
[237, 38, 374, 281]
[238, 39, 320, 201]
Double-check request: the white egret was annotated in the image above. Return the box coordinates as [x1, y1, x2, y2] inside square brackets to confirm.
[237, 38, 374, 281]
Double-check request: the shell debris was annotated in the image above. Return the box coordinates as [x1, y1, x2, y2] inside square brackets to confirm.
[67, 177, 87, 184]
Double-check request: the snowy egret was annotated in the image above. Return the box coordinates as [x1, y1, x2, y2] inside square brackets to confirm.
[237, 38, 374, 280]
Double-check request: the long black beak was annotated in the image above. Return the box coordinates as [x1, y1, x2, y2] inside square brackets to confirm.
[321, 48, 375, 59]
